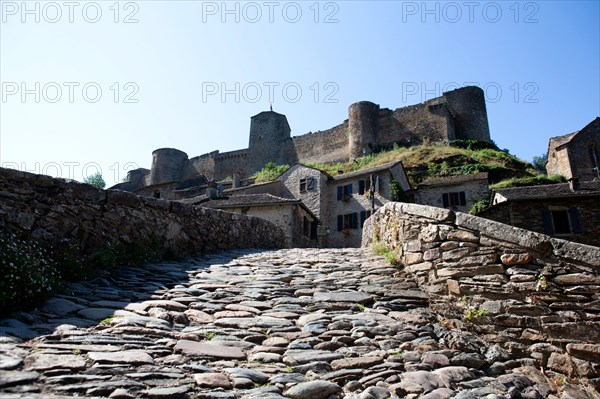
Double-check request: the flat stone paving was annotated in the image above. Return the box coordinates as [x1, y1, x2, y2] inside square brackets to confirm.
[0, 248, 591, 398]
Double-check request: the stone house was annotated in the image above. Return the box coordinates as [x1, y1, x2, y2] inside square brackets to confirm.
[478, 180, 600, 247]
[414, 172, 489, 214]
[205, 161, 411, 248]
[199, 193, 318, 248]
[546, 117, 600, 181]
[326, 162, 411, 247]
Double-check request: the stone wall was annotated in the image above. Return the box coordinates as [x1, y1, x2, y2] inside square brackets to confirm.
[293, 123, 350, 164]
[363, 202, 600, 380]
[415, 177, 489, 214]
[0, 168, 285, 260]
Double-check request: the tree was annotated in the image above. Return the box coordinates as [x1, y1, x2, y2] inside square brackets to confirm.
[84, 172, 106, 189]
[532, 153, 548, 175]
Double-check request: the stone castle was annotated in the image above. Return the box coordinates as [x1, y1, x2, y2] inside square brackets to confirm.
[119, 86, 490, 191]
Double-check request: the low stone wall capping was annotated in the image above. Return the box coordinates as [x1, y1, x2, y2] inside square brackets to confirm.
[363, 202, 600, 378]
[0, 167, 286, 258]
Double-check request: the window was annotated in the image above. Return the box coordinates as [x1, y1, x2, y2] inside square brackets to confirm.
[360, 210, 372, 227]
[590, 145, 600, 170]
[337, 184, 353, 201]
[442, 191, 466, 207]
[153, 191, 161, 199]
[300, 178, 306, 192]
[300, 177, 316, 193]
[542, 208, 582, 235]
[337, 213, 358, 231]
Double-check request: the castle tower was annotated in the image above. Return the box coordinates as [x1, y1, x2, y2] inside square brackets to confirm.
[247, 110, 294, 175]
[348, 101, 379, 160]
[443, 86, 491, 142]
[149, 148, 198, 185]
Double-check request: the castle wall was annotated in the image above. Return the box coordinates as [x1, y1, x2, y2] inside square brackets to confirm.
[191, 151, 217, 180]
[443, 86, 491, 141]
[213, 149, 248, 181]
[293, 123, 349, 164]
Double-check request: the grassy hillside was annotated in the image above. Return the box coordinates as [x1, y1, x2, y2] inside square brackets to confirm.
[252, 140, 540, 187]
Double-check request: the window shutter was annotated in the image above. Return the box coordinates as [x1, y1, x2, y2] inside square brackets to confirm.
[459, 191, 467, 206]
[346, 184, 353, 196]
[360, 210, 366, 226]
[307, 177, 315, 190]
[442, 193, 449, 207]
[337, 215, 343, 231]
[542, 209, 554, 234]
[337, 186, 343, 201]
[358, 180, 365, 195]
[569, 208, 583, 233]
[351, 212, 358, 229]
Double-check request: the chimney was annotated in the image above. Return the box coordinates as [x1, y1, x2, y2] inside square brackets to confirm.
[568, 177, 579, 191]
[232, 173, 240, 188]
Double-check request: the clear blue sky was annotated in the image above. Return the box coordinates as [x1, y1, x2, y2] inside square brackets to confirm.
[1, 1, 599, 186]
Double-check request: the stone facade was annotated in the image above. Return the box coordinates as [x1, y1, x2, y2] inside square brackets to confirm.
[363, 202, 600, 380]
[479, 181, 600, 247]
[114, 86, 490, 194]
[415, 172, 489, 214]
[326, 163, 410, 248]
[0, 167, 285, 259]
[546, 117, 600, 181]
[200, 194, 317, 248]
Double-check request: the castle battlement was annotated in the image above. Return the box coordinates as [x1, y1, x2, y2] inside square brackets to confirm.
[116, 86, 490, 192]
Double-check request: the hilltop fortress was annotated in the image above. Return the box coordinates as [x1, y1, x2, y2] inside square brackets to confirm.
[118, 86, 490, 192]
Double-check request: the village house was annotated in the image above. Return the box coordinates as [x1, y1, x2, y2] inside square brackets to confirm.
[414, 172, 489, 214]
[479, 180, 600, 247]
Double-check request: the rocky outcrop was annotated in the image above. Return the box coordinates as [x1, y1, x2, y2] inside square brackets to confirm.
[363, 202, 600, 386]
[0, 167, 285, 259]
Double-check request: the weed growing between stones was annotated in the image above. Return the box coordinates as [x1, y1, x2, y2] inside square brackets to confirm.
[201, 332, 220, 340]
[463, 306, 489, 323]
[372, 241, 401, 266]
[0, 233, 62, 314]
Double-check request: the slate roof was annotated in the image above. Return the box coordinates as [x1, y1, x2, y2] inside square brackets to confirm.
[493, 181, 600, 201]
[549, 131, 579, 148]
[201, 193, 300, 208]
[418, 172, 489, 187]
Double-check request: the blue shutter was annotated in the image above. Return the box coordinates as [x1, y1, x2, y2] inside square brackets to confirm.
[346, 184, 353, 197]
[358, 180, 365, 195]
[442, 193, 449, 207]
[459, 191, 467, 206]
[360, 210, 366, 227]
[337, 186, 343, 201]
[569, 208, 583, 233]
[351, 213, 358, 229]
[337, 215, 343, 231]
[542, 209, 554, 234]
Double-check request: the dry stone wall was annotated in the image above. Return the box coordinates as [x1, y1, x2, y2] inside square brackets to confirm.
[363, 202, 600, 380]
[0, 168, 285, 259]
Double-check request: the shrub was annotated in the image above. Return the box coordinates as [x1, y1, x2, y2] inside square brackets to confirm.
[490, 174, 566, 189]
[252, 162, 291, 183]
[470, 199, 490, 215]
[0, 234, 62, 314]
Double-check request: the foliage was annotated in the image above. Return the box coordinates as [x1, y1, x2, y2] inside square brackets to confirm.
[0, 233, 62, 314]
[252, 162, 291, 183]
[490, 174, 566, 189]
[372, 241, 400, 266]
[470, 199, 490, 215]
[464, 306, 489, 322]
[532, 153, 548, 174]
[449, 139, 499, 151]
[83, 172, 106, 189]
[390, 176, 409, 202]
[201, 331, 220, 340]
[89, 237, 163, 270]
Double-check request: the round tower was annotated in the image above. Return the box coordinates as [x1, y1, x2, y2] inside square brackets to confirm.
[149, 148, 190, 185]
[443, 86, 491, 142]
[348, 101, 379, 160]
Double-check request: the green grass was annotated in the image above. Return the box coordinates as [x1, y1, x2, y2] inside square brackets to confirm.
[464, 307, 489, 322]
[489, 174, 566, 189]
[200, 331, 220, 340]
[249, 142, 537, 187]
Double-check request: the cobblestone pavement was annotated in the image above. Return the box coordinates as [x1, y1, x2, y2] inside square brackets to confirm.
[0, 249, 592, 399]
